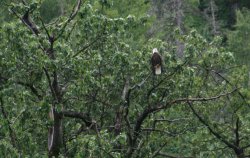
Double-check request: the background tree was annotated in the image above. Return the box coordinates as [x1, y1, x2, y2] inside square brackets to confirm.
[227, 9, 250, 68]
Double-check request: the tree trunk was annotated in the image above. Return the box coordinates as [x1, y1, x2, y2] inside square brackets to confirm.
[48, 108, 63, 157]
[228, 0, 239, 27]
[234, 148, 244, 158]
[210, 0, 219, 35]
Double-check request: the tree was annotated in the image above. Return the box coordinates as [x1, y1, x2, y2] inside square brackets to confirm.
[227, 8, 250, 68]
[0, 0, 250, 157]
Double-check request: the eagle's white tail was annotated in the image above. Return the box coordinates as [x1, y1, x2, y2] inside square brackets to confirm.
[155, 66, 161, 75]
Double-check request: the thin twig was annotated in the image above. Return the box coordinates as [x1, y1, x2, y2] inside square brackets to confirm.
[39, 17, 51, 39]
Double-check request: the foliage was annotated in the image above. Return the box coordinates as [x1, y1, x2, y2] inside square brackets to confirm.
[0, 0, 250, 158]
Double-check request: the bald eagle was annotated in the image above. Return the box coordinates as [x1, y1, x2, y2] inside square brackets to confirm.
[151, 48, 162, 75]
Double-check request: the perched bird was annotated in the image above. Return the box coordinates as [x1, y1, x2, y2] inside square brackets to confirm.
[151, 48, 162, 75]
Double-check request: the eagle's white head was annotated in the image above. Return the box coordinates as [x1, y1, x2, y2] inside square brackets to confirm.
[152, 48, 158, 54]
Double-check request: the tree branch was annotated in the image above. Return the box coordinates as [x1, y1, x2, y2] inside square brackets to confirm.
[151, 142, 168, 158]
[157, 152, 194, 158]
[0, 97, 21, 155]
[72, 29, 109, 58]
[124, 75, 151, 153]
[235, 117, 240, 147]
[72, 35, 102, 58]
[61, 110, 92, 127]
[210, 69, 249, 107]
[243, 143, 250, 149]
[187, 102, 237, 150]
[39, 17, 51, 39]
[126, 88, 238, 157]
[156, 88, 238, 111]
[55, 0, 82, 40]
[0, 76, 42, 100]
[43, 67, 57, 102]
[10, 8, 39, 36]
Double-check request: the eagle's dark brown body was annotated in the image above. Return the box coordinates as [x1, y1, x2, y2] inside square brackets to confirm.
[151, 48, 162, 75]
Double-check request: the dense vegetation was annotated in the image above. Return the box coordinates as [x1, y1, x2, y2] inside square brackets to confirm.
[1, 0, 250, 157]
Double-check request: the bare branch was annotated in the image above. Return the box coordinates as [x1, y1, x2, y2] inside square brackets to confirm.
[39, 17, 51, 39]
[68, 0, 82, 22]
[187, 102, 237, 150]
[55, 0, 82, 40]
[156, 88, 238, 111]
